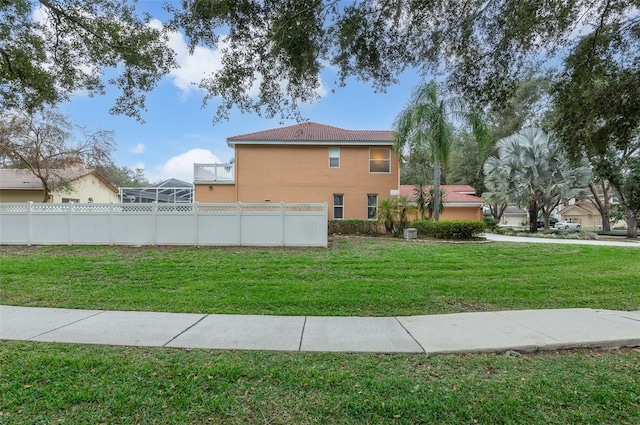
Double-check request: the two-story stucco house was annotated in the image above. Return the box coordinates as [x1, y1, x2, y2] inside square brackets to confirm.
[194, 122, 400, 220]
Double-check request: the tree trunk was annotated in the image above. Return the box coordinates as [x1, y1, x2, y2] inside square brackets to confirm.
[588, 182, 611, 232]
[433, 159, 441, 221]
[528, 197, 538, 233]
[41, 180, 50, 203]
[490, 203, 507, 220]
[624, 207, 638, 238]
[542, 211, 552, 229]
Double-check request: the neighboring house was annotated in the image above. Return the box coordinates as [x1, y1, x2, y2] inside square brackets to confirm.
[120, 178, 194, 203]
[194, 122, 400, 220]
[0, 168, 119, 203]
[557, 200, 627, 230]
[498, 206, 529, 228]
[398, 184, 484, 221]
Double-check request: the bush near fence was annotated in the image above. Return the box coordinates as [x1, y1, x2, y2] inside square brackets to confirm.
[328, 220, 385, 235]
[412, 220, 486, 240]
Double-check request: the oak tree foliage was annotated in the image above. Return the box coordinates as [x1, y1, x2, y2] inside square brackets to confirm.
[0, 0, 176, 120]
[168, 0, 638, 120]
[0, 109, 115, 202]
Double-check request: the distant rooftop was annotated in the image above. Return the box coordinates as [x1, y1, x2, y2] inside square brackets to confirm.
[227, 122, 395, 144]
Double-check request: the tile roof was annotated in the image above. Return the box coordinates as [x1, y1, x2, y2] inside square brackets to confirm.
[227, 122, 395, 143]
[399, 185, 484, 204]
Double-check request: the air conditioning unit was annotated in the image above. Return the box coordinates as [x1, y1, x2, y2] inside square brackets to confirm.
[404, 228, 417, 240]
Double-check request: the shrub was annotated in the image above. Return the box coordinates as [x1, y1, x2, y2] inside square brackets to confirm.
[412, 220, 486, 239]
[328, 220, 384, 235]
[483, 216, 500, 231]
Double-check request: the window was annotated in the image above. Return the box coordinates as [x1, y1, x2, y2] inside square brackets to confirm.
[333, 194, 344, 219]
[370, 148, 391, 173]
[367, 194, 378, 220]
[329, 147, 340, 168]
[62, 198, 79, 203]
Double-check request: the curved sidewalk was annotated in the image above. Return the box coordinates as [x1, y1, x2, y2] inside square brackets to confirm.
[2, 305, 639, 354]
[484, 232, 640, 247]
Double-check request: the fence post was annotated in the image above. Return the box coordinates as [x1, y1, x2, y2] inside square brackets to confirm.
[237, 202, 242, 246]
[280, 202, 285, 247]
[109, 202, 114, 246]
[68, 203, 73, 245]
[27, 201, 33, 246]
[194, 202, 199, 246]
[153, 203, 158, 246]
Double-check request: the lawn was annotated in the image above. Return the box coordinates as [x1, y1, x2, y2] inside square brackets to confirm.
[1, 342, 639, 424]
[1, 237, 639, 315]
[2, 237, 640, 424]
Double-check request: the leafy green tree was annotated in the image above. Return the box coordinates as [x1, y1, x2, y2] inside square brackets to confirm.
[167, 0, 636, 120]
[1, 0, 176, 119]
[94, 164, 149, 188]
[0, 108, 114, 201]
[552, 23, 640, 237]
[484, 128, 591, 233]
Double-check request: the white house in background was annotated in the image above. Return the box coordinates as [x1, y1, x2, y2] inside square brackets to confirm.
[0, 168, 119, 203]
[498, 206, 529, 228]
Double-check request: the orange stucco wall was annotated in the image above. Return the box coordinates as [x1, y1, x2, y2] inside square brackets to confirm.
[406, 206, 482, 222]
[196, 144, 400, 220]
[440, 207, 483, 221]
[195, 184, 236, 203]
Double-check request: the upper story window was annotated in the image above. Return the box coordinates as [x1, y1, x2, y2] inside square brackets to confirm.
[370, 148, 391, 173]
[329, 147, 340, 168]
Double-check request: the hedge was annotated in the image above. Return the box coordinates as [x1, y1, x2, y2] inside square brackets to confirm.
[411, 220, 486, 239]
[328, 220, 385, 235]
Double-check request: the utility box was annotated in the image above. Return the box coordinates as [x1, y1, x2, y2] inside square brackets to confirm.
[404, 228, 417, 240]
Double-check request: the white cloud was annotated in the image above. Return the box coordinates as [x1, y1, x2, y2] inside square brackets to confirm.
[146, 148, 222, 183]
[149, 19, 328, 102]
[148, 19, 232, 99]
[130, 143, 146, 154]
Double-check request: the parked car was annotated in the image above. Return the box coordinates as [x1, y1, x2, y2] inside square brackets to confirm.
[536, 218, 558, 228]
[554, 221, 581, 230]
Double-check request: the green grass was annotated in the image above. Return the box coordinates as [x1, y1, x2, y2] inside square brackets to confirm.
[1, 342, 639, 424]
[1, 237, 639, 315]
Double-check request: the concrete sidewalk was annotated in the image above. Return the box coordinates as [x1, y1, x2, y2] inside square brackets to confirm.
[484, 232, 640, 247]
[2, 305, 639, 354]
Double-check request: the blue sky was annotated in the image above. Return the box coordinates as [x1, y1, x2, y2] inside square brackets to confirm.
[59, 1, 423, 184]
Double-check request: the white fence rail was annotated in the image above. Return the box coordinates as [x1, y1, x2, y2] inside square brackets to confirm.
[0, 202, 328, 247]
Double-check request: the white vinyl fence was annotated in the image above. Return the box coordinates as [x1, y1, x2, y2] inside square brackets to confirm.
[0, 202, 328, 247]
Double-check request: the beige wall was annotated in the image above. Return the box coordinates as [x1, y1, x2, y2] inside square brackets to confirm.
[196, 144, 400, 220]
[51, 174, 118, 203]
[0, 190, 43, 203]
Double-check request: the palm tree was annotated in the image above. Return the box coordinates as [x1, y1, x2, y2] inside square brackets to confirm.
[395, 80, 488, 221]
[425, 188, 446, 220]
[413, 180, 428, 220]
[377, 198, 398, 233]
[484, 128, 591, 232]
[396, 196, 416, 230]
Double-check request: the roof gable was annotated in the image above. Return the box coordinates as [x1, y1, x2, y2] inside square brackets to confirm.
[227, 122, 394, 145]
